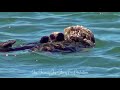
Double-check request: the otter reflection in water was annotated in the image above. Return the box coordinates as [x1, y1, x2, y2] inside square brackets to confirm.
[0, 25, 95, 53]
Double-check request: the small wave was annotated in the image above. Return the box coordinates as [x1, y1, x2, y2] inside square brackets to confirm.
[105, 46, 120, 54]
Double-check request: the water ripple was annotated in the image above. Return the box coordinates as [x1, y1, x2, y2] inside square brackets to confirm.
[0, 12, 120, 78]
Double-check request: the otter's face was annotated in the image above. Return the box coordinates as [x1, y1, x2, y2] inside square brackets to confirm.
[64, 25, 95, 47]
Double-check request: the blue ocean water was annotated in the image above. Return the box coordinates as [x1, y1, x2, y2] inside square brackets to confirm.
[0, 12, 120, 78]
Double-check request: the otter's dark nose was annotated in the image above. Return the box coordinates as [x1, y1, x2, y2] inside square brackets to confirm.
[91, 34, 95, 43]
[40, 36, 49, 43]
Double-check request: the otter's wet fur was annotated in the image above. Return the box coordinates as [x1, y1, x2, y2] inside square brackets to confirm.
[0, 25, 95, 53]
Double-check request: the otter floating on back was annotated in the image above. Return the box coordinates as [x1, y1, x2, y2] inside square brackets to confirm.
[0, 25, 95, 53]
[31, 25, 95, 52]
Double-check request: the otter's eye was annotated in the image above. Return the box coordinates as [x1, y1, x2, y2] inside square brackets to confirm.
[81, 33, 86, 39]
[83, 36, 86, 39]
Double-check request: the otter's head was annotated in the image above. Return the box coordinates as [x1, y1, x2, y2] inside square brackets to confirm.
[49, 32, 64, 42]
[64, 25, 95, 47]
[40, 36, 49, 43]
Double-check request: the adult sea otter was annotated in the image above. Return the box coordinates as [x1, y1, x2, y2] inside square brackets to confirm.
[0, 25, 95, 53]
